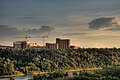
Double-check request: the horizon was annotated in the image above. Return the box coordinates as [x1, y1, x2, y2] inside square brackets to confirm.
[0, 0, 120, 48]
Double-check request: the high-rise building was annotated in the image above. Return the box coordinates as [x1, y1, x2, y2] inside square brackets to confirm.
[13, 41, 27, 49]
[46, 43, 58, 49]
[56, 38, 70, 49]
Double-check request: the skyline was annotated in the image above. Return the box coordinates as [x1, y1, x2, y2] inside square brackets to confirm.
[0, 0, 120, 48]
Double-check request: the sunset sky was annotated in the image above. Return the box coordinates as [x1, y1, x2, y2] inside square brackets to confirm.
[0, 0, 120, 48]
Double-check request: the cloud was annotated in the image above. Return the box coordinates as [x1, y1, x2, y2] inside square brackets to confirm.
[39, 25, 54, 33]
[63, 32, 87, 36]
[88, 17, 120, 31]
[0, 25, 54, 38]
[0, 25, 8, 28]
[0, 25, 20, 37]
[16, 16, 35, 19]
[26, 25, 54, 34]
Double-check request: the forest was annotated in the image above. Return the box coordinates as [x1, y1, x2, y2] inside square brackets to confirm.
[0, 48, 120, 78]
[32, 65, 120, 80]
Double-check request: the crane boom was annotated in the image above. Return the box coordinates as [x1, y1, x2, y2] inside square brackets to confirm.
[35, 35, 48, 46]
[16, 35, 31, 42]
[15, 35, 48, 46]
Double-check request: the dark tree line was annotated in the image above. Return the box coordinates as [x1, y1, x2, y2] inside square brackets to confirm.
[0, 48, 120, 75]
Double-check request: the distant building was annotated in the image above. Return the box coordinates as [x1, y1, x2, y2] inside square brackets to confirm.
[28, 43, 44, 50]
[28, 43, 39, 48]
[70, 45, 80, 49]
[46, 43, 58, 49]
[29, 46, 44, 50]
[56, 38, 70, 49]
[0, 45, 13, 49]
[13, 41, 27, 49]
[45, 38, 70, 49]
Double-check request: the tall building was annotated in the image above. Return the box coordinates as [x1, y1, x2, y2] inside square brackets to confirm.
[46, 43, 58, 49]
[56, 38, 70, 49]
[13, 41, 27, 49]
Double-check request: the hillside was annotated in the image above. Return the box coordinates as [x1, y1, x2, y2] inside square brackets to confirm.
[0, 48, 120, 76]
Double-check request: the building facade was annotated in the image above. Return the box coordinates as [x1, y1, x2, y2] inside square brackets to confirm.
[28, 43, 44, 50]
[13, 41, 27, 49]
[46, 43, 58, 49]
[56, 38, 70, 49]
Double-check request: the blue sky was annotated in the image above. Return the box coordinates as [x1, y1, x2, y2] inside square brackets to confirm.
[0, 0, 120, 47]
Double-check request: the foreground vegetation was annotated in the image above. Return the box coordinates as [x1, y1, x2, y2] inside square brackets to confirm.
[71, 66, 120, 80]
[0, 48, 120, 76]
[32, 65, 120, 80]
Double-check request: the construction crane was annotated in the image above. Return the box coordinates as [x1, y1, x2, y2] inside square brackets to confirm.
[16, 35, 31, 42]
[16, 35, 48, 46]
[35, 35, 48, 46]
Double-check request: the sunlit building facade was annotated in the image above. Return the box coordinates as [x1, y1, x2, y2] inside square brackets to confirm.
[56, 38, 70, 49]
[13, 41, 27, 49]
[46, 43, 58, 49]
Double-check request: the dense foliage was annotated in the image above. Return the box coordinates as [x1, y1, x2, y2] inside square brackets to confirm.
[71, 65, 120, 80]
[33, 66, 120, 80]
[0, 48, 120, 76]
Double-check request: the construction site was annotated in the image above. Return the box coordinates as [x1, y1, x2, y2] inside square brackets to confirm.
[12, 35, 78, 50]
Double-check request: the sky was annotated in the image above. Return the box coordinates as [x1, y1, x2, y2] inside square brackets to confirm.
[0, 0, 120, 48]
